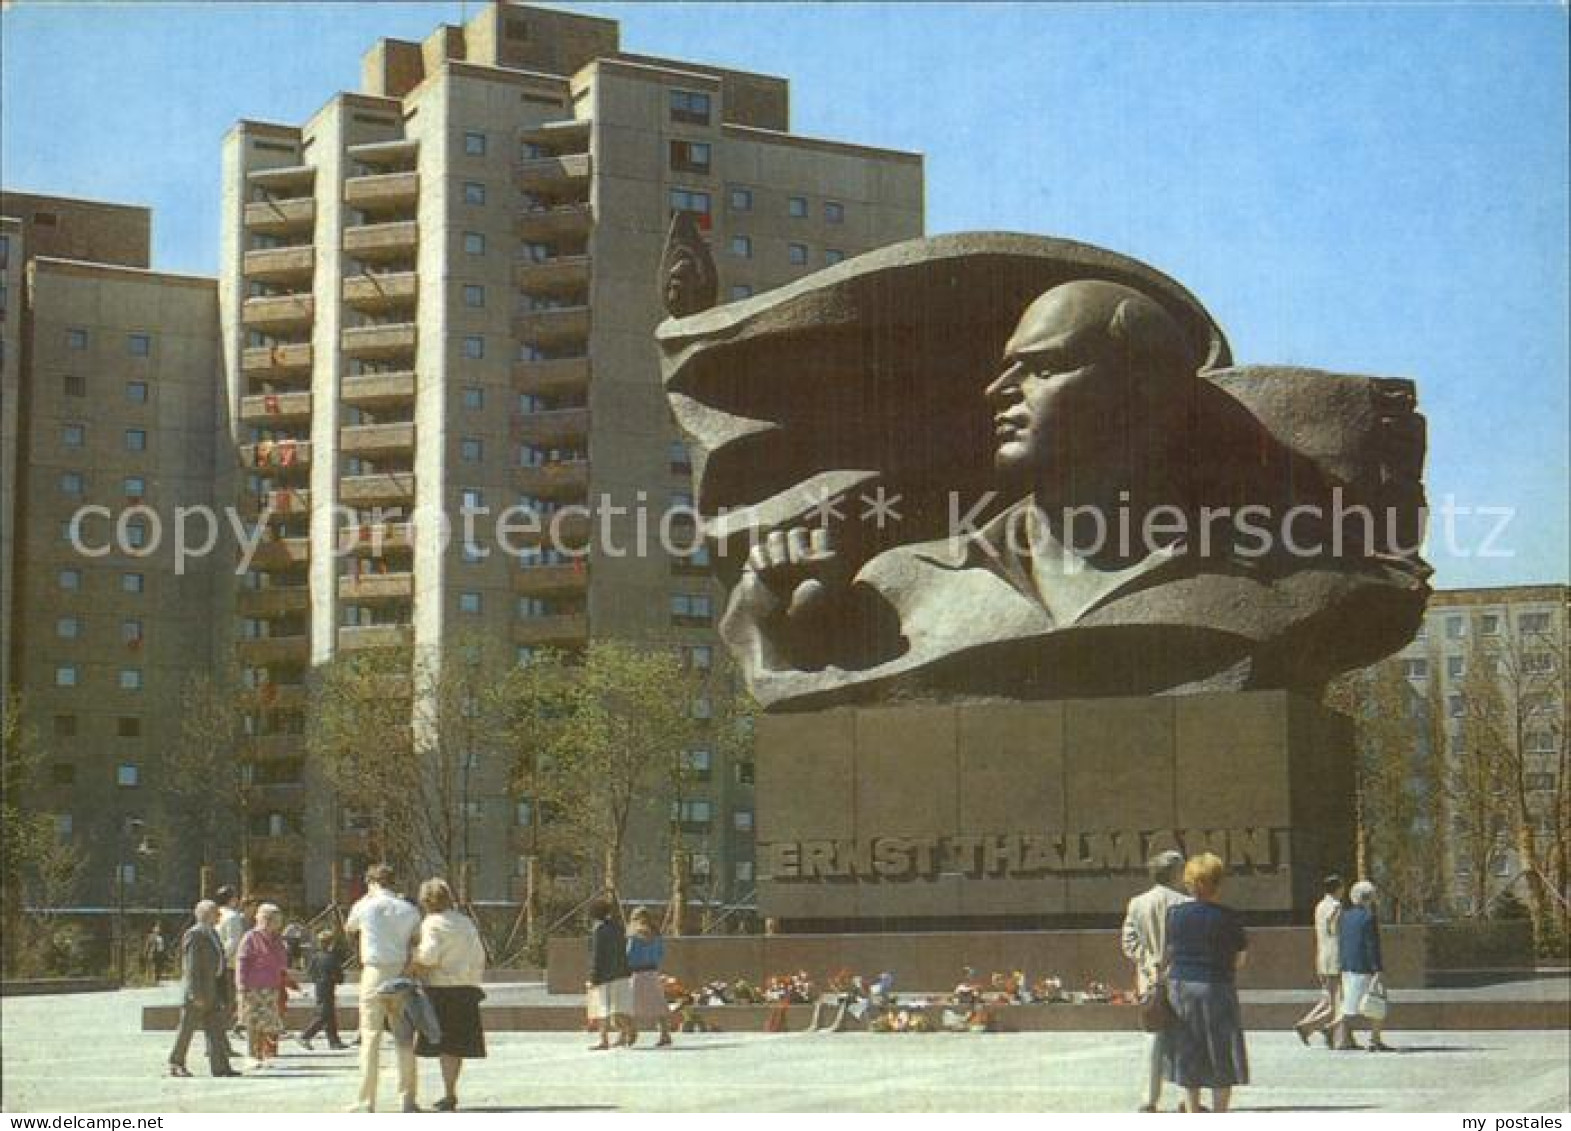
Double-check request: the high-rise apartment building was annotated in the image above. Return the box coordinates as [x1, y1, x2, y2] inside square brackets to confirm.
[0, 191, 220, 908]
[216, 2, 924, 911]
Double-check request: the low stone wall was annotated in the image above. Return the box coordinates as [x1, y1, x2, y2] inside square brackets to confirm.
[547, 925, 1430, 995]
[1, 978, 120, 997]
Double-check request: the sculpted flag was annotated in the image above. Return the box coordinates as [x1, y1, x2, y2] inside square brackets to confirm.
[657, 232, 1430, 711]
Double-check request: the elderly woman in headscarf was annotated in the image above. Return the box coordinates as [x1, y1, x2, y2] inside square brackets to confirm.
[235, 902, 291, 1070]
[1337, 880, 1393, 1051]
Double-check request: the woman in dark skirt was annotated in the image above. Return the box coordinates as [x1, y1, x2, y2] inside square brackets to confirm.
[1159, 852, 1249, 1113]
[411, 878, 487, 1112]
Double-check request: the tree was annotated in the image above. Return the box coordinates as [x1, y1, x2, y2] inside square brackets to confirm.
[1447, 640, 1514, 917]
[166, 668, 249, 890]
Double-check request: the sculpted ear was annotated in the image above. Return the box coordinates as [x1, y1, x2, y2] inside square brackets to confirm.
[1108, 295, 1197, 379]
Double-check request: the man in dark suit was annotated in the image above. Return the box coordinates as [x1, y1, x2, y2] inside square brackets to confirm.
[167, 899, 240, 1078]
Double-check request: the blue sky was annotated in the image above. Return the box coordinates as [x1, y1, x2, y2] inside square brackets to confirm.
[4, 2, 1566, 589]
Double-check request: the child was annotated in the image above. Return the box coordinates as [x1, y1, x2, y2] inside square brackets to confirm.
[298, 930, 347, 1050]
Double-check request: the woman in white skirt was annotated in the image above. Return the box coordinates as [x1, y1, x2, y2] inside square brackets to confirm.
[626, 908, 673, 1046]
[1336, 880, 1393, 1051]
[585, 897, 636, 1050]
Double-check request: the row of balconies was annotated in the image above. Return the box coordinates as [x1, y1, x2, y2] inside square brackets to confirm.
[242, 560, 592, 619]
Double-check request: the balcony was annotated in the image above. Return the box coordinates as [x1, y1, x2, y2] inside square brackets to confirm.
[250, 536, 310, 571]
[513, 562, 588, 596]
[340, 420, 415, 457]
[247, 734, 306, 763]
[241, 341, 312, 376]
[514, 304, 590, 346]
[239, 390, 311, 425]
[515, 202, 593, 241]
[340, 472, 416, 506]
[516, 459, 589, 496]
[255, 682, 306, 711]
[342, 370, 416, 409]
[240, 782, 307, 809]
[240, 487, 310, 518]
[247, 834, 307, 862]
[244, 196, 316, 235]
[344, 171, 419, 212]
[242, 293, 315, 332]
[338, 623, 414, 653]
[248, 163, 313, 192]
[517, 152, 591, 194]
[508, 508, 591, 549]
[348, 137, 418, 169]
[514, 356, 590, 397]
[513, 613, 588, 647]
[342, 270, 417, 312]
[239, 439, 311, 471]
[342, 322, 416, 359]
[343, 220, 418, 261]
[514, 254, 590, 294]
[514, 407, 589, 446]
[339, 570, 414, 602]
[343, 521, 413, 556]
[237, 585, 309, 618]
[243, 244, 314, 283]
[236, 633, 309, 665]
[519, 118, 591, 148]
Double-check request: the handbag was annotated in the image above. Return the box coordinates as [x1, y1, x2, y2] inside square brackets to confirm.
[1138, 980, 1178, 1033]
[1361, 976, 1389, 1020]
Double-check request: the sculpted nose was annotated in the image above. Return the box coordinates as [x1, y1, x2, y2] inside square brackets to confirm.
[985, 362, 1023, 405]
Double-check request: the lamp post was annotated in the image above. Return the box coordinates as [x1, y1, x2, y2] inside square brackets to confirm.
[115, 818, 147, 983]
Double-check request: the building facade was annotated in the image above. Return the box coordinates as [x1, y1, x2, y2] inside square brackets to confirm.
[0, 191, 220, 909]
[214, 2, 924, 911]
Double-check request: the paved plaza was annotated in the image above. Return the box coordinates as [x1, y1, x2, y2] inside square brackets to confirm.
[2, 986, 1568, 1113]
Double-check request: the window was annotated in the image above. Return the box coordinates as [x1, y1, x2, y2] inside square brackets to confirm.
[122, 573, 144, 594]
[729, 235, 752, 259]
[117, 764, 140, 787]
[56, 617, 82, 640]
[669, 188, 712, 228]
[463, 181, 487, 205]
[125, 520, 149, 549]
[62, 424, 84, 448]
[1479, 613, 1500, 636]
[464, 231, 486, 255]
[670, 592, 713, 623]
[461, 488, 485, 511]
[674, 799, 713, 826]
[58, 568, 81, 591]
[691, 697, 713, 720]
[824, 200, 845, 224]
[1446, 655, 1465, 679]
[669, 89, 712, 125]
[56, 815, 74, 840]
[1448, 693, 1464, 718]
[63, 374, 86, 397]
[123, 477, 146, 499]
[126, 380, 148, 403]
[52, 764, 76, 786]
[1523, 652, 1554, 675]
[730, 284, 753, 301]
[680, 747, 713, 779]
[462, 386, 484, 410]
[459, 592, 482, 614]
[125, 429, 147, 452]
[121, 620, 143, 646]
[116, 717, 141, 738]
[825, 249, 845, 266]
[1402, 658, 1428, 680]
[55, 665, 79, 688]
[53, 715, 78, 739]
[66, 328, 88, 350]
[127, 333, 151, 357]
[788, 243, 808, 266]
[1445, 615, 1465, 640]
[729, 186, 753, 212]
[669, 440, 692, 471]
[735, 860, 755, 883]
[119, 669, 143, 691]
[788, 196, 808, 218]
[514, 799, 534, 827]
[1526, 772, 1556, 791]
[734, 809, 755, 832]
[1519, 612, 1551, 635]
[462, 335, 485, 359]
[670, 139, 712, 174]
[690, 853, 712, 879]
[463, 131, 487, 156]
[60, 471, 84, 496]
[683, 644, 713, 671]
[459, 437, 484, 464]
[735, 761, 755, 786]
[463, 284, 485, 308]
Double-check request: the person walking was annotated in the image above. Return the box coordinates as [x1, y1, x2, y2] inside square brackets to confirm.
[214, 886, 246, 1039]
[282, 920, 306, 969]
[1122, 849, 1188, 1112]
[1337, 880, 1393, 1052]
[410, 878, 488, 1111]
[236, 903, 291, 1070]
[626, 907, 673, 1046]
[585, 896, 636, 1051]
[144, 922, 169, 983]
[167, 900, 239, 1079]
[1159, 852, 1250, 1114]
[300, 929, 348, 1051]
[344, 863, 422, 1113]
[1295, 874, 1351, 1048]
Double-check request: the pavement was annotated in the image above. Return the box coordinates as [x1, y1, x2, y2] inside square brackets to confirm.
[3, 985, 1568, 1113]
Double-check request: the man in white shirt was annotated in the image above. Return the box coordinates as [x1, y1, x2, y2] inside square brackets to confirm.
[1121, 849, 1188, 1113]
[1295, 874, 1349, 1048]
[213, 886, 246, 1042]
[344, 864, 422, 1113]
